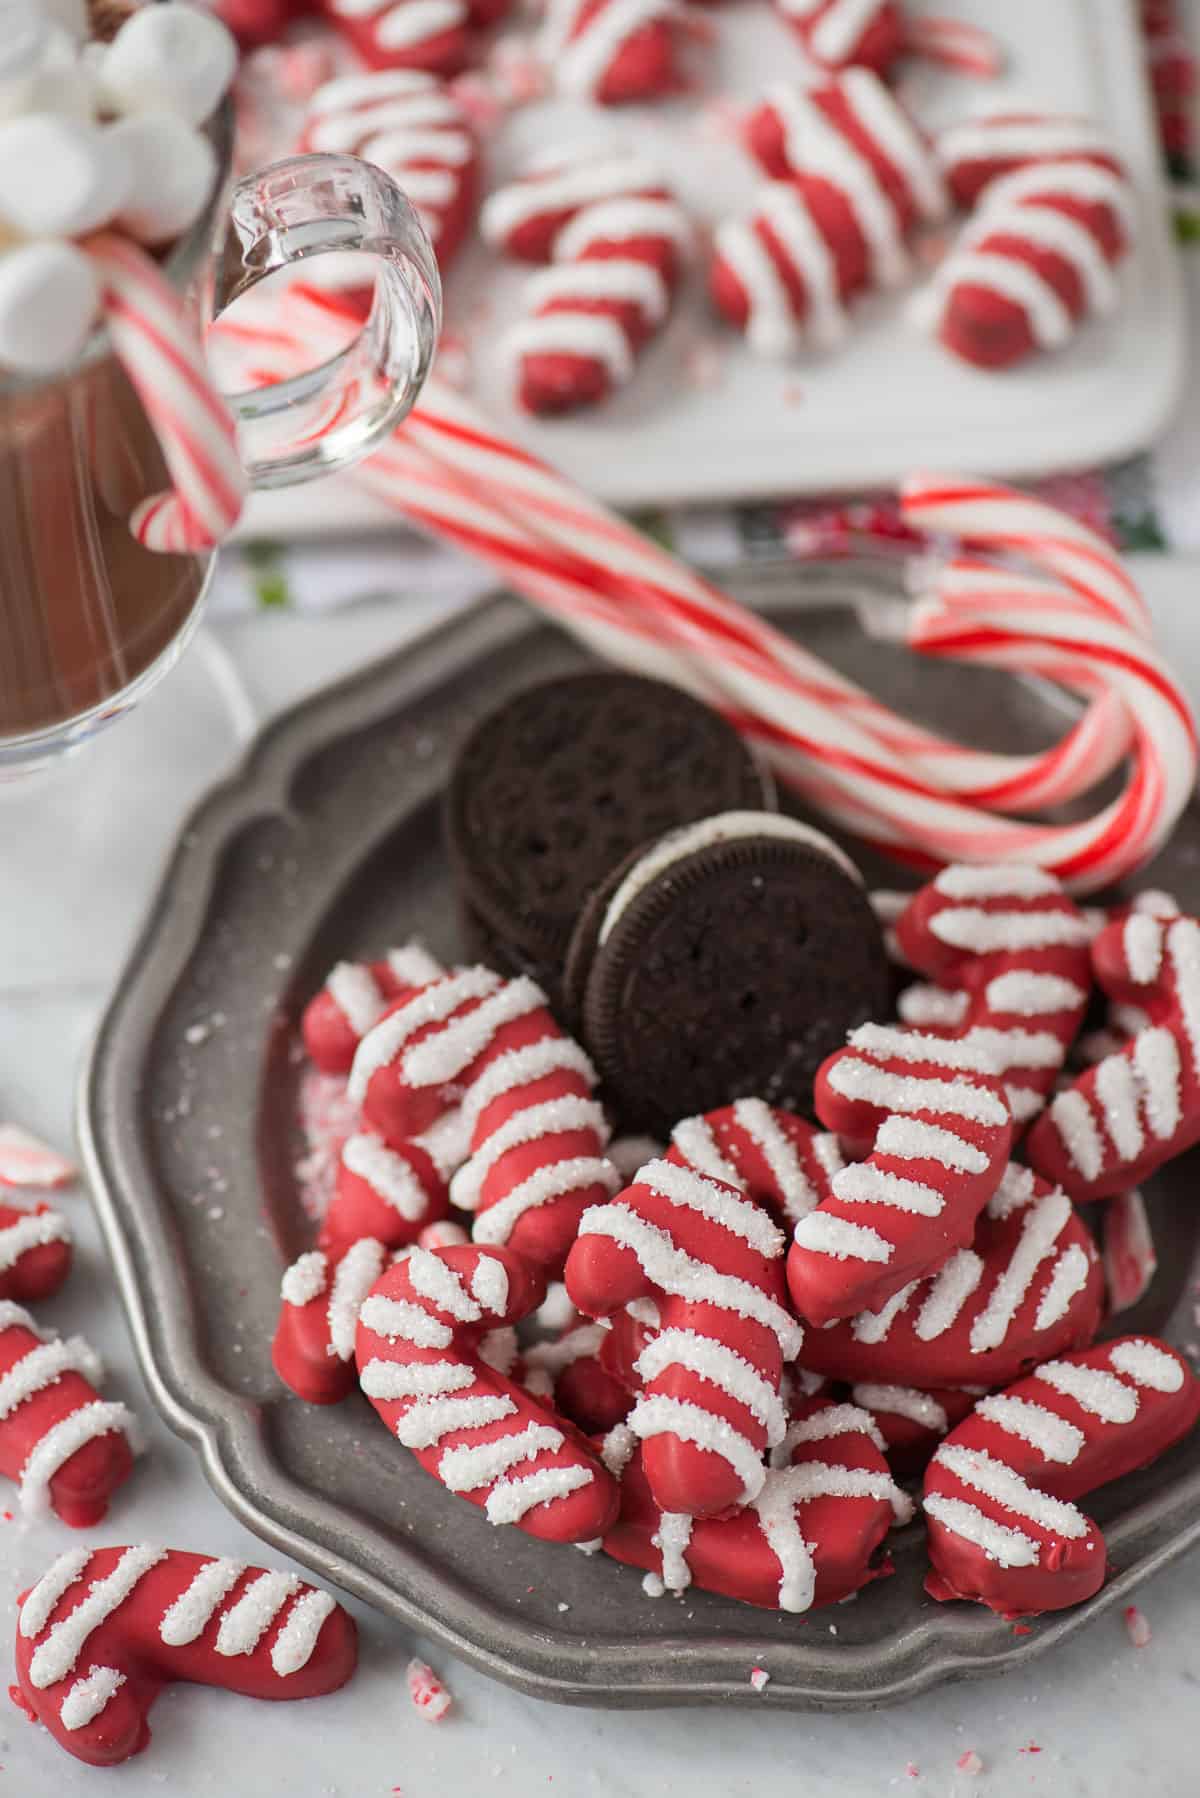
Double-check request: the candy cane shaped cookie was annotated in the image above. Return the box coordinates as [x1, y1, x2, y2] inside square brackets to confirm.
[321, 0, 474, 77]
[564, 1158, 803, 1516]
[923, 1336, 1200, 1614]
[788, 1026, 1013, 1327]
[12, 1547, 356, 1766]
[936, 112, 1127, 208]
[798, 1163, 1103, 1390]
[300, 73, 480, 271]
[893, 865, 1093, 1128]
[302, 944, 445, 1075]
[1027, 912, 1200, 1201]
[538, 0, 693, 103]
[356, 1243, 619, 1540]
[772, 0, 903, 75]
[601, 1399, 912, 1609]
[709, 180, 858, 357]
[481, 148, 687, 264]
[665, 1100, 844, 1226]
[0, 1303, 139, 1527]
[0, 1200, 72, 1304]
[273, 1239, 392, 1404]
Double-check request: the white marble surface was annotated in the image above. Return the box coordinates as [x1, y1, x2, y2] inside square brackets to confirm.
[2, 561, 1200, 1797]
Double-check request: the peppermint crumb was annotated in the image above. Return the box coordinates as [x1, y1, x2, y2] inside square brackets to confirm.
[905, 1763, 919, 1780]
[956, 1750, 983, 1775]
[1124, 1605, 1152, 1648]
[185, 1024, 210, 1045]
[749, 1667, 769, 1693]
[828, 1623, 838, 1635]
[557, 1602, 569, 1613]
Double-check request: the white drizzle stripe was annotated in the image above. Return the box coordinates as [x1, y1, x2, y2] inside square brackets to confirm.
[60, 1664, 126, 1731]
[439, 1421, 564, 1492]
[342, 1135, 432, 1220]
[639, 1159, 784, 1255]
[1036, 1360, 1138, 1423]
[1135, 1029, 1183, 1141]
[507, 312, 635, 386]
[898, 984, 970, 1029]
[576, 1204, 803, 1356]
[326, 963, 385, 1037]
[522, 1324, 606, 1380]
[756, 181, 847, 350]
[386, 943, 445, 987]
[923, 1491, 1039, 1567]
[471, 1157, 620, 1246]
[453, 1096, 608, 1209]
[160, 1559, 245, 1646]
[271, 1590, 337, 1676]
[915, 1250, 984, 1341]
[554, 196, 691, 262]
[406, 1249, 481, 1322]
[851, 1279, 916, 1344]
[360, 1358, 473, 1399]
[782, 1401, 886, 1453]
[969, 1190, 1070, 1353]
[486, 1463, 593, 1525]
[1109, 1339, 1184, 1392]
[396, 1393, 517, 1449]
[789, 1211, 893, 1263]
[29, 1548, 166, 1688]
[766, 80, 909, 286]
[1034, 1243, 1092, 1331]
[985, 972, 1088, 1016]
[327, 1240, 388, 1360]
[930, 907, 1091, 953]
[935, 1443, 1088, 1537]
[988, 1163, 1037, 1218]
[459, 1038, 598, 1138]
[671, 1118, 741, 1189]
[0, 1300, 39, 1336]
[1047, 1089, 1104, 1182]
[752, 1476, 815, 1612]
[480, 154, 665, 243]
[19, 1404, 139, 1518]
[849, 1022, 998, 1075]
[852, 1384, 948, 1433]
[469, 1256, 509, 1314]
[0, 1337, 103, 1418]
[653, 1511, 693, 1592]
[714, 212, 799, 359]
[403, 977, 546, 1090]
[973, 1394, 1084, 1464]
[20, 1548, 92, 1640]
[874, 1115, 987, 1173]
[635, 1329, 787, 1439]
[281, 1251, 326, 1308]
[833, 1163, 945, 1216]
[359, 1295, 453, 1349]
[825, 1058, 1009, 1126]
[732, 1099, 820, 1219]
[0, 1211, 70, 1269]
[935, 866, 1060, 900]
[215, 1571, 300, 1658]
[628, 1394, 768, 1502]
[348, 967, 500, 1101]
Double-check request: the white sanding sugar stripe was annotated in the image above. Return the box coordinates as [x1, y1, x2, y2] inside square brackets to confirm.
[19, 1403, 140, 1519]
[928, 905, 1092, 953]
[635, 1329, 787, 1439]
[0, 1210, 70, 1270]
[771, 1457, 913, 1522]
[29, 1548, 166, 1688]
[1169, 919, 1200, 1073]
[506, 312, 635, 386]
[898, 984, 970, 1029]
[789, 1211, 893, 1264]
[20, 1547, 93, 1639]
[935, 1443, 1088, 1536]
[987, 1163, 1037, 1218]
[969, 1190, 1071, 1353]
[452, 1096, 608, 1209]
[782, 1401, 886, 1453]
[733, 1098, 821, 1219]
[964, 1027, 1064, 1071]
[922, 1491, 1039, 1567]
[1109, 1339, 1185, 1393]
[470, 1256, 509, 1314]
[0, 1337, 103, 1419]
[342, 1135, 433, 1220]
[480, 154, 663, 242]
[1034, 1243, 1092, 1331]
[833, 1163, 945, 1217]
[271, 1589, 337, 1676]
[600, 1420, 638, 1478]
[767, 81, 909, 287]
[577, 1203, 803, 1356]
[348, 966, 501, 1099]
[386, 942, 444, 987]
[358, 1295, 453, 1349]
[1035, 1360, 1138, 1423]
[486, 1461, 594, 1525]
[522, 1323, 606, 1380]
[825, 1059, 1009, 1127]
[628, 1393, 768, 1502]
[281, 1250, 327, 1308]
[0, 1300, 40, 1337]
[396, 1392, 518, 1449]
[1005, 1085, 1046, 1124]
[555, 195, 692, 263]
[472, 1157, 619, 1246]
[1047, 1088, 1105, 1182]
[458, 1037, 598, 1139]
[973, 1394, 1084, 1463]
[525, 257, 670, 322]
[934, 866, 1060, 900]
[1096, 1054, 1142, 1160]
[812, 1133, 845, 1183]
[756, 182, 847, 350]
[406, 1248, 481, 1322]
[851, 1279, 917, 1345]
[849, 1023, 998, 1076]
[671, 1117, 742, 1189]
[875, 1115, 987, 1174]
[640, 1159, 785, 1256]
[852, 1384, 949, 1432]
[215, 1570, 300, 1658]
[915, 1250, 984, 1341]
[160, 1559, 245, 1646]
[715, 212, 801, 359]
[327, 1239, 388, 1359]
[60, 1665, 126, 1731]
[360, 1357, 473, 1400]
[1135, 1029, 1183, 1141]
[402, 976, 547, 1090]
[1124, 912, 1166, 984]
[439, 1421, 565, 1492]
[985, 971, 1088, 1016]
[653, 1511, 693, 1592]
[752, 1474, 816, 1613]
[326, 962, 386, 1036]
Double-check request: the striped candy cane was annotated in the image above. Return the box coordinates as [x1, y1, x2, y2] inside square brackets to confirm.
[88, 233, 246, 555]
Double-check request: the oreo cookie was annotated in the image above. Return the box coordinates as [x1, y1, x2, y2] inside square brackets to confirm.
[445, 673, 773, 981]
[566, 812, 889, 1135]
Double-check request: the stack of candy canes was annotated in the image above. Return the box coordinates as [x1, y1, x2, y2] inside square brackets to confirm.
[222, 0, 1137, 420]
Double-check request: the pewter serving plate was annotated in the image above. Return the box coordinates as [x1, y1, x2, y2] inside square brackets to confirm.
[80, 574, 1200, 1710]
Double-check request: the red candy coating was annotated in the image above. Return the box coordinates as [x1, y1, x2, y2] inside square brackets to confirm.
[0, 1200, 72, 1303]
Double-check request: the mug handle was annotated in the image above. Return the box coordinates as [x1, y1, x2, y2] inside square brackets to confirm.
[208, 153, 441, 492]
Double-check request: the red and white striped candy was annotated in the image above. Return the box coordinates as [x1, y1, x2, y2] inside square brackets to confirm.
[87, 233, 246, 555]
[355, 1243, 619, 1541]
[565, 1157, 803, 1517]
[601, 1399, 911, 1610]
[902, 13, 1004, 79]
[935, 112, 1127, 209]
[0, 1201, 72, 1304]
[1028, 912, 1200, 1201]
[13, 1546, 355, 1766]
[789, 1024, 1014, 1326]
[299, 72, 480, 271]
[538, 0, 691, 103]
[407, 1656, 452, 1719]
[923, 1336, 1200, 1615]
[321, 0, 474, 77]
[0, 1125, 77, 1192]
[797, 1162, 1103, 1390]
[773, 0, 902, 75]
[0, 1302, 139, 1527]
[893, 865, 1093, 1128]
[302, 942, 445, 1075]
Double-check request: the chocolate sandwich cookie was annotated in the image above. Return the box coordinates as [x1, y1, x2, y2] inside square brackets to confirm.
[566, 811, 890, 1135]
[445, 673, 773, 985]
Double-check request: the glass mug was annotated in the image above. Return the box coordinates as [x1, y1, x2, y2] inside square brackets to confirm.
[0, 106, 441, 773]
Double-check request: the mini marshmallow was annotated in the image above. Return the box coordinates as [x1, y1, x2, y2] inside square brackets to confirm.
[0, 239, 98, 373]
[109, 112, 217, 244]
[0, 16, 92, 123]
[36, 0, 89, 41]
[95, 4, 238, 128]
[0, 112, 131, 239]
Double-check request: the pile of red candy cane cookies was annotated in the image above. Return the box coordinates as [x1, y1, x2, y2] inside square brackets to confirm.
[218, 0, 1138, 414]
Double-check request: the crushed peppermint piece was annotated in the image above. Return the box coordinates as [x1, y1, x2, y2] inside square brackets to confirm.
[0, 1125, 77, 1190]
[1124, 1604, 1152, 1648]
[407, 1658, 451, 1721]
[749, 1666, 770, 1692]
[956, 1750, 983, 1774]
